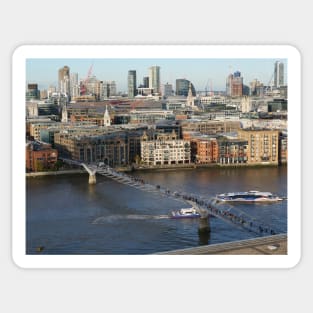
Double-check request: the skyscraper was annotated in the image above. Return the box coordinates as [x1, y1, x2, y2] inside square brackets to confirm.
[58, 66, 70, 97]
[226, 71, 243, 97]
[149, 66, 160, 95]
[101, 81, 117, 99]
[232, 71, 243, 97]
[128, 70, 137, 98]
[226, 74, 233, 97]
[70, 73, 80, 99]
[274, 61, 284, 88]
[108, 81, 117, 96]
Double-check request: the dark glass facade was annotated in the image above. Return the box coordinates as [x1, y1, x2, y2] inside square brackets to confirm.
[128, 70, 137, 98]
[175, 79, 196, 96]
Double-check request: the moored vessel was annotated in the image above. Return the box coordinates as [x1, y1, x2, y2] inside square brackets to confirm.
[215, 190, 283, 203]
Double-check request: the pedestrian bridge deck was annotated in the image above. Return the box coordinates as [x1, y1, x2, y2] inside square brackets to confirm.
[60, 158, 284, 237]
[95, 163, 282, 237]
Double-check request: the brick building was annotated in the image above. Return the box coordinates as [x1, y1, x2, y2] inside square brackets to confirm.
[238, 128, 279, 165]
[54, 130, 144, 167]
[190, 136, 218, 164]
[26, 141, 58, 172]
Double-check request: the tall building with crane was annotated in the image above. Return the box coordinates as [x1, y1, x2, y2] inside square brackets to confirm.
[80, 64, 93, 96]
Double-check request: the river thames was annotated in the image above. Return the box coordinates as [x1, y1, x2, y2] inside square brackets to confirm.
[26, 166, 287, 254]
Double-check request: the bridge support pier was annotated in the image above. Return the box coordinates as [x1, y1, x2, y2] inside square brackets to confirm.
[185, 200, 211, 236]
[81, 163, 97, 185]
[88, 173, 96, 184]
[198, 216, 210, 234]
[198, 215, 210, 245]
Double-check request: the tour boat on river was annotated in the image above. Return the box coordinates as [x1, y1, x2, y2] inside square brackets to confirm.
[215, 190, 283, 203]
[170, 207, 201, 219]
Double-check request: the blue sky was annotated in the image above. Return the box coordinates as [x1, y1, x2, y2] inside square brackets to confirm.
[26, 58, 287, 92]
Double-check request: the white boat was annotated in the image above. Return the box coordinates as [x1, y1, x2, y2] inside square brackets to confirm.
[170, 207, 201, 219]
[215, 190, 283, 203]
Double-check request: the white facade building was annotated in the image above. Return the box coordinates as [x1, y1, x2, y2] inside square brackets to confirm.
[200, 95, 227, 105]
[241, 96, 252, 113]
[140, 132, 191, 166]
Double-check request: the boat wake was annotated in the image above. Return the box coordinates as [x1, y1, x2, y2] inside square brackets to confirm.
[92, 214, 169, 224]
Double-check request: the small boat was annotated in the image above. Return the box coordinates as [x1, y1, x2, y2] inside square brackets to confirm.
[215, 190, 283, 203]
[170, 207, 201, 219]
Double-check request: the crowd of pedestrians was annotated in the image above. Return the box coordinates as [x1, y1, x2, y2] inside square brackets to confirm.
[98, 164, 277, 236]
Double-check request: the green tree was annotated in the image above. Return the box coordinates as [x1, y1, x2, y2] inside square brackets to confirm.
[53, 160, 63, 171]
[35, 160, 44, 172]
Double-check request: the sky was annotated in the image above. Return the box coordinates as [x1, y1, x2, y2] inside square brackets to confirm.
[26, 58, 287, 93]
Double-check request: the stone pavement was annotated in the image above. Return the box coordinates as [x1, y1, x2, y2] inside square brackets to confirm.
[156, 234, 287, 255]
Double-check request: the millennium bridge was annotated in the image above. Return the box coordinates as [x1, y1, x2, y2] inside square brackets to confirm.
[60, 158, 283, 238]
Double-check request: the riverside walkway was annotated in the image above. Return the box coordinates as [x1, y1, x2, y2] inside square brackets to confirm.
[156, 234, 287, 255]
[62, 159, 283, 237]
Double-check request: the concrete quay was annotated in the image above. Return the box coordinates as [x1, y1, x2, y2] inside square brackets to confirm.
[26, 169, 86, 177]
[156, 234, 287, 255]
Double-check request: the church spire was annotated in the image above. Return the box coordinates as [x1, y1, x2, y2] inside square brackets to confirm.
[61, 104, 68, 123]
[103, 105, 111, 126]
[186, 82, 195, 108]
[188, 82, 193, 97]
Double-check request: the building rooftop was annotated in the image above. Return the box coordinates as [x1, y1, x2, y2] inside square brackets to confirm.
[26, 140, 52, 151]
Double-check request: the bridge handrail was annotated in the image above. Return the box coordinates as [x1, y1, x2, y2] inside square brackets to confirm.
[60, 158, 281, 236]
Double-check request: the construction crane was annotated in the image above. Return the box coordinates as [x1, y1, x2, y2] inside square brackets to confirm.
[205, 79, 213, 96]
[80, 63, 93, 96]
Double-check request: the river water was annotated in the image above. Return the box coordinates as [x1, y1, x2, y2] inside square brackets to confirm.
[26, 166, 287, 254]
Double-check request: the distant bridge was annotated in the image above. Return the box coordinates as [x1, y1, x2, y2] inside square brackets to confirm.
[60, 158, 282, 237]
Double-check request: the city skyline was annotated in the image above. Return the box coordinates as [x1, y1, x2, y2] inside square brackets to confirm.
[26, 58, 287, 93]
